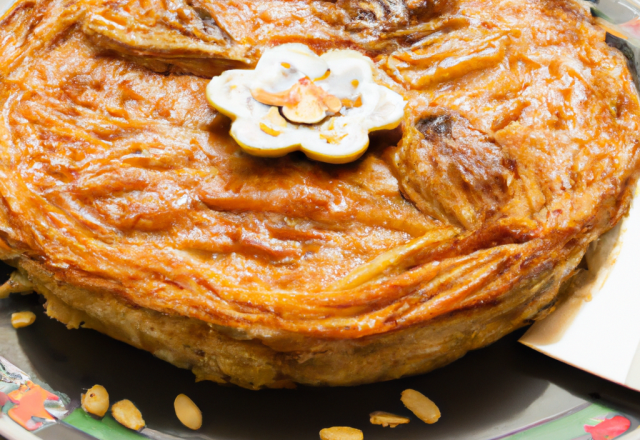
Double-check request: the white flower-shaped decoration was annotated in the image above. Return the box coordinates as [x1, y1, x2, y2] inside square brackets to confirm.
[206, 44, 406, 164]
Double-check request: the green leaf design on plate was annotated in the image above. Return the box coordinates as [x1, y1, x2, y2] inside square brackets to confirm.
[63, 408, 145, 440]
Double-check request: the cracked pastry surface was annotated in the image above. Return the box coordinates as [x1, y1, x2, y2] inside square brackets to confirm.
[0, 0, 639, 388]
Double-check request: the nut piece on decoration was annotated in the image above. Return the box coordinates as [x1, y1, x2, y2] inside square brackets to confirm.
[11, 311, 36, 328]
[369, 411, 410, 428]
[82, 384, 109, 417]
[319, 426, 364, 440]
[112, 399, 146, 431]
[253, 78, 342, 124]
[401, 389, 441, 424]
[174, 393, 202, 430]
[206, 43, 405, 164]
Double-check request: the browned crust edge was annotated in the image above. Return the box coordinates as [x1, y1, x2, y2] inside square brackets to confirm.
[8, 251, 576, 389]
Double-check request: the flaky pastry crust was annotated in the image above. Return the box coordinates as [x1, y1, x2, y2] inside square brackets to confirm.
[0, 0, 639, 388]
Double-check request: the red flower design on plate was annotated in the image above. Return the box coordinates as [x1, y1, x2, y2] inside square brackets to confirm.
[584, 415, 631, 440]
[7, 381, 59, 431]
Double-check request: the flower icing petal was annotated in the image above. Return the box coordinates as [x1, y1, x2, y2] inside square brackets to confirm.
[206, 71, 256, 120]
[303, 128, 370, 164]
[317, 50, 373, 100]
[366, 86, 407, 132]
[206, 44, 406, 164]
[254, 44, 328, 94]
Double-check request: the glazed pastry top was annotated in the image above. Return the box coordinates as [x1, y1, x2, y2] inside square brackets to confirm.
[0, 0, 638, 338]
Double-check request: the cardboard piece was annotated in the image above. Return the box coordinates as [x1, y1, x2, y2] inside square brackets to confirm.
[521, 184, 640, 392]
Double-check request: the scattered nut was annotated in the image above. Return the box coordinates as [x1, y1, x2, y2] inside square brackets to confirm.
[81, 384, 109, 417]
[319, 426, 363, 440]
[369, 411, 410, 428]
[11, 311, 36, 328]
[112, 399, 145, 431]
[401, 389, 441, 424]
[174, 393, 202, 430]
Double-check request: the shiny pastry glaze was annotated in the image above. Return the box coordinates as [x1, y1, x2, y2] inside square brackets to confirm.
[0, 0, 638, 339]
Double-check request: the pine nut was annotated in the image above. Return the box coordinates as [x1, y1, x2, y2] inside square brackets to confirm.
[401, 389, 440, 424]
[112, 399, 145, 431]
[11, 311, 35, 328]
[174, 393, 202, 430]
[319, 426, 363, 440]
[82, 384, 109, 417]
[369, 411, 410, 428]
